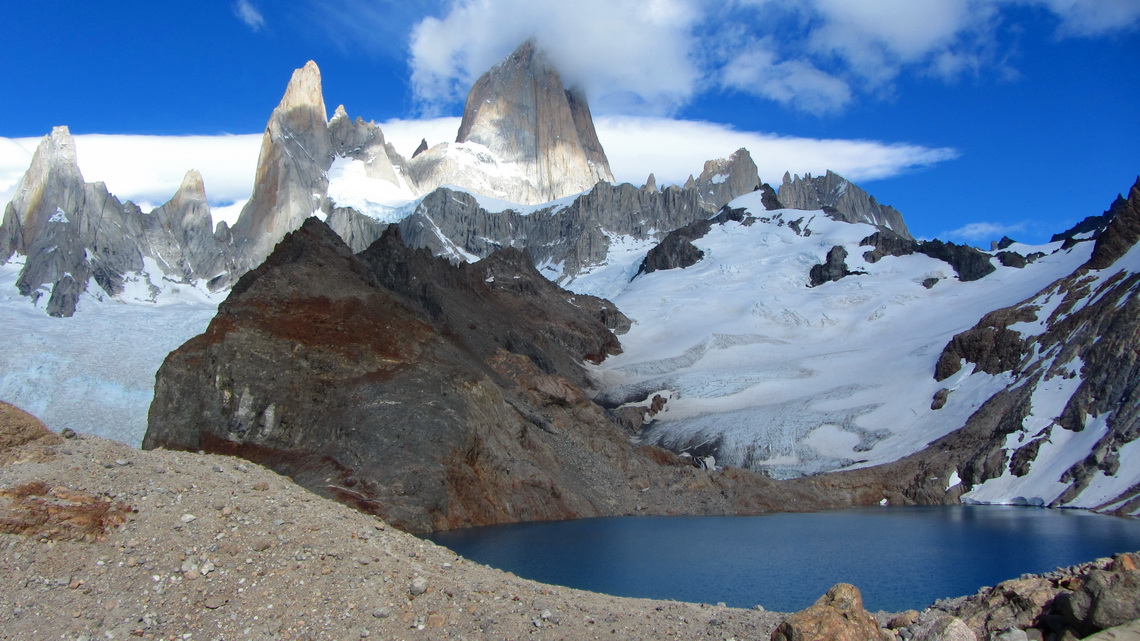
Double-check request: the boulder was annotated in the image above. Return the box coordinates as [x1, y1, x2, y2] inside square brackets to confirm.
[770, 583, 888, 641]
[1082, 619, 1140, 641]
[0, 401, 61, 465]
[909, 615, 977, 641]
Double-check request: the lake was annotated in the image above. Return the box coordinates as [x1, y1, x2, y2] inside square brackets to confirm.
[427, 506, 1140, 612]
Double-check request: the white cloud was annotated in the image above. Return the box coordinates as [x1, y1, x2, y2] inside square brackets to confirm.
[0, 134, 261, 227]
[233, 0, 267, 32]
[407, 0, 700, 114]
[395, 0, 1139, 118]
[372, 116, 958, 187]
[378, 117, 463, 158]
[593, 116, 957, 187]
[938, 221, 1027, 244]
[1024, 0, 1140, 36]
[721, 42, 852, 115]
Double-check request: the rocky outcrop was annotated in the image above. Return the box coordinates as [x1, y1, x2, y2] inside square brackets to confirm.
[808, 246, 854, 287]
[861, 230, 996, 282]
[934, 306, 1038, 380]
[921, 180, 1140, 511]
[915, 552, 1140, 641]
[635, 206, 752, 277]
[780, 170, 912, 239]
[771, 583, 889, 641]
[328, 105, 407, 186]
[141, 170, 234, 284]
[400, 181, 716, 282]
[325, 206, 389, 253]
[918, 239, 997, 281]
[1051, 189, 1128, 245]
[1086, 177, 1140, 270]
[228, 61, 335, 271]
[145, 217, 857, 533]
[399, 149, 765, 286]
[690, 149, 760, 210]
[1, 126, 139, 315]
[0, 400, 61, 466]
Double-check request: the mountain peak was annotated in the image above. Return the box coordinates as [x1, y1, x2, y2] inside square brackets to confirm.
[452, 39, 613, 203]
[1085, 176, 1140, 270]
[179, 169, 206, 197]
[276, 60, 326, 119]
[779, 170, 912, 239]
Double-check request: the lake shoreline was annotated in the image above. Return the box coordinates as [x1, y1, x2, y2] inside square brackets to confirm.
[3, 419, 1139, 639]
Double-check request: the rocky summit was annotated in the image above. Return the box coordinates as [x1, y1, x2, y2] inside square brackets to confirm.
[780, 169, 912, 239]
[445, 38, 613, 203]
[0, 126, 234, 316]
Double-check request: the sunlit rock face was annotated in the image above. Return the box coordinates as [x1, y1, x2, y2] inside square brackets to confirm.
[407, 39, 614, 205]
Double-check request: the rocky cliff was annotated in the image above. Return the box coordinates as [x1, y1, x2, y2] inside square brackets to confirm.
[393, 149, 763, 284]
[432, 39, 613, 204]
[0, 127, 233, 316]
[144, 217, 850, 533]
[228, 61, 336, 271]
[141, 170, 234, 285]
[780, 170, 912, 239]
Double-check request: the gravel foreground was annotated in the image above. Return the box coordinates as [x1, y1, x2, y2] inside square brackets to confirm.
[1, 432, 789, 641]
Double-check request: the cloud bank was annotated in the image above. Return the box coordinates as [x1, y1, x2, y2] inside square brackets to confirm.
[397, 0, 1140, 116]
[0, 134, 262, 226]
[1, 121, 953, 229]
[375, 116, 957, 185]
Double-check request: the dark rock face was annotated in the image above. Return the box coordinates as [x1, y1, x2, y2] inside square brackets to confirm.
[779, 170, 912, 239]
[808, 246, 853, 287]
[934, 306, 1037, 381]
[146, 218, 617, 531]
[861, 230, 917, 263]
[1085, 177, 1140, 270]
[635, 207, 750, 277]
[759, 183, 783, 210]
[862, 230, 996, 281]
[146, 217, 861, 533]
[996, 251, 1028, 268]
[400, 182, 716, 282]
[914, 239, 996, 282]
[1050, 187, 1129, 244]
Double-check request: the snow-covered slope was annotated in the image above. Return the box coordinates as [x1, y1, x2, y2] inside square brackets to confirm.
[0, 257, 220, 445]
[582, 191, 1098, 483]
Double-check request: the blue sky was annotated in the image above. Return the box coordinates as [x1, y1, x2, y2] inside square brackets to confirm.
[2, 1, 1138, 244]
